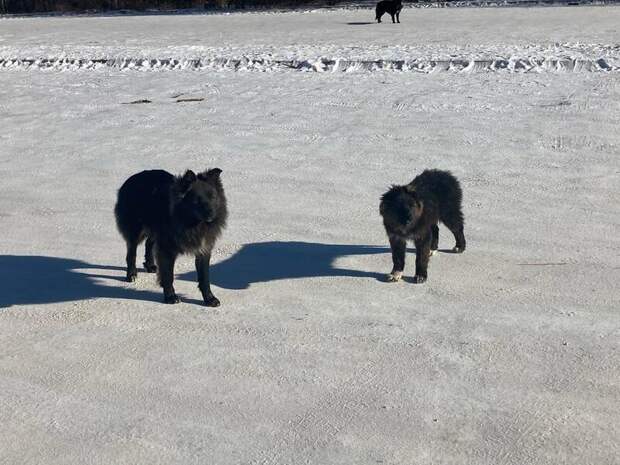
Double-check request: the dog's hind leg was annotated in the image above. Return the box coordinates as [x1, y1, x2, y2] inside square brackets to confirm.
[430, 224, 439, 255]
[443, 217, 466, 253]
[196, 253, 220, 307]
[453, 226, 466, 253]
[143, 236, 157, 273]
[157, 249, 179, 304]
[125, 239, 139, 282]
[396, 10, 400, 23]
[390, 12, 396, 23]
[121, 225, 145, 282]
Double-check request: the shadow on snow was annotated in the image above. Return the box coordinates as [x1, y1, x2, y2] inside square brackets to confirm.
[0, 241, 409, 307]
[0, 255, 163, 308]
[181, 241, 395, 290]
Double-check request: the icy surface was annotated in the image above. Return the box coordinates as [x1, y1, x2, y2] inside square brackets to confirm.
[1, 6, 619, 465]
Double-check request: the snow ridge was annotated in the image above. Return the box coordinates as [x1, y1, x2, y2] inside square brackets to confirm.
[0, 56, 617, 72]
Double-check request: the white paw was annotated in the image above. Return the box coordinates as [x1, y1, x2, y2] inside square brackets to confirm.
[387, 271, 403, 282]
[429, 249, 437, 256]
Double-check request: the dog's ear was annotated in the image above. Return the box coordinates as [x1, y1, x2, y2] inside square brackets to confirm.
[206, 168, 222, 178]
[404, 184, 416, 196]
[178, 170, 197, 192]
[199, 168, 222, 181]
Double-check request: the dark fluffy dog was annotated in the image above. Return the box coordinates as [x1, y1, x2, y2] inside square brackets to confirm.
[115, 168, 227, 306]
[376, 0, 402, 23]
[380, 169, 465, 283]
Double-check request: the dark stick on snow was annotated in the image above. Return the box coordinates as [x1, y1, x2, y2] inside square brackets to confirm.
[517, 262, 568, 266]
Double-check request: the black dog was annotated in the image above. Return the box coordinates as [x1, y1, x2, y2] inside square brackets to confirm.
[380, 169, 465, 283]
[376, 0, 402, 23]
[115, 168, 227, 306]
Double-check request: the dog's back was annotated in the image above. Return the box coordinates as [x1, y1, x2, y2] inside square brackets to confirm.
[376, 0, 401, 14]
[115, 169, 174, 240]
[409, 169, 464, 225]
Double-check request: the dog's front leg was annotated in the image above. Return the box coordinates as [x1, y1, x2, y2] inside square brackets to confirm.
[413, 233, 432, 283]
[157, 249, 179, 304]
[387, 234, 406, 282]
[430, 224, 439, 254]
[196, 253, 220, 307]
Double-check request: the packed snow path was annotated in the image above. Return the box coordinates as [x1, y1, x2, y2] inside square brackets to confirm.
[1, 6, 619, 465]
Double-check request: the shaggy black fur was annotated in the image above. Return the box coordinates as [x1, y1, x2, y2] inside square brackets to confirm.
[376, 0, 402, 23]
[380, 169, 465, 283]
[115, 168, 227, 306]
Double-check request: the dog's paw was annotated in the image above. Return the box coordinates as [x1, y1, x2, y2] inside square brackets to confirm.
[452, 246, 465, 254]
[126, 271, 137, 282]
[429, 249, 438, 257]
[413, 275, 427, 284]
[164, 294, 180, 304]
[204, 295, 221, 307]
[387, 271, 403, 282]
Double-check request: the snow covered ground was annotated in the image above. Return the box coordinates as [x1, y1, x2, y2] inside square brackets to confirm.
[2, 6, 620, 71]
[1, 5, 619, 465]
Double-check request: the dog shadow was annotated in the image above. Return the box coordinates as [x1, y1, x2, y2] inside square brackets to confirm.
[0, 255, 163, 308]
[180, 240, 416, 290]
[0, 241, 419, 307]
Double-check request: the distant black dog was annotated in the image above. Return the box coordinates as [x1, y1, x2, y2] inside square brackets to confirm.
[380, 169, 465, 283]
[115, 168, 227, 306]
[376, 0, 402, 23]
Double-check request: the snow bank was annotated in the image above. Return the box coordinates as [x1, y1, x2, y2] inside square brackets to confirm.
[0, 55, 617, 72]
